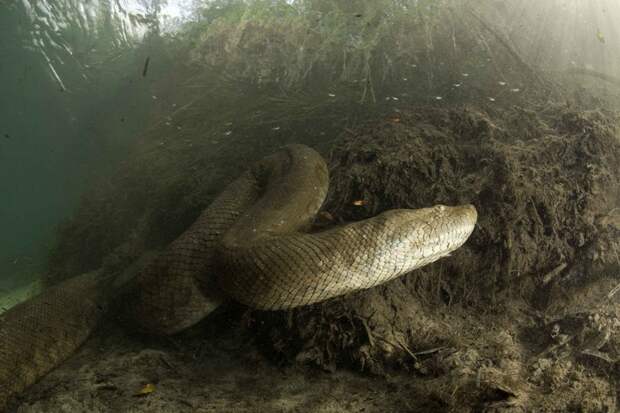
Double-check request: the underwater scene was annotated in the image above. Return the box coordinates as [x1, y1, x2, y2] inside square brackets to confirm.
[1, 0, 620, 411]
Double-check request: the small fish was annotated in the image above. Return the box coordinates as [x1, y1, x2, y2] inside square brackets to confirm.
[352, 200, 367, 206]
[3, 133, 9, 139]
[596, 29, 605, 44]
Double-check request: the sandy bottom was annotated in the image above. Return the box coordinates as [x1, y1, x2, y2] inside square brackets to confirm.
[9, 310, 420, 413]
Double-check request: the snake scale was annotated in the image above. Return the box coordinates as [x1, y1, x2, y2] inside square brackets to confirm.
[0, 144, 477, 410]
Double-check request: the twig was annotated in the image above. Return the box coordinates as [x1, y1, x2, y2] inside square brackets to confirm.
[542, 262, 567, 285]
[354, 315, 375, 348]
[607, 282, 620, 299]
[372, 334, 416, 360]
[393, 334, 418, 361]
[581, 349, 615, 363]
[413, 346, 446, 357]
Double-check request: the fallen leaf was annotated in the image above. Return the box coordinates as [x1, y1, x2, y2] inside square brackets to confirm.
[134, 383, 155, 397]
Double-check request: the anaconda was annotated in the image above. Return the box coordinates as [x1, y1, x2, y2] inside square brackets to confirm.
[0, 144, 477, 410]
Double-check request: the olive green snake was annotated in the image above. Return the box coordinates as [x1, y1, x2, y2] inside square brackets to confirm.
[0, 144, 477, 410]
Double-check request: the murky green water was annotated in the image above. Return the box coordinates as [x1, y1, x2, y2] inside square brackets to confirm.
[0, 0, 184, 292]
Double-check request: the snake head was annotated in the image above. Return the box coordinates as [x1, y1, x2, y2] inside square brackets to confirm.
[384, 204, 478, 268]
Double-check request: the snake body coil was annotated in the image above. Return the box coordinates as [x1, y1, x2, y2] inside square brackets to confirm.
[0, 144, 477, 410]
[0, 271, 109, 409]
[217, 145, 477, 309]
